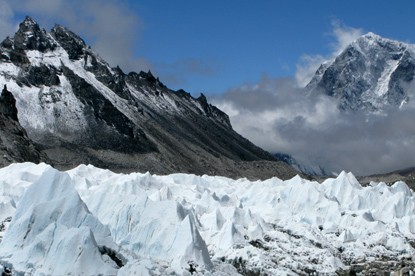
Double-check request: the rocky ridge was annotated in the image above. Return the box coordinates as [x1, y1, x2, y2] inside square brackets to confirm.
[0, 84, 45, 166]
[0, 16, 297, 179]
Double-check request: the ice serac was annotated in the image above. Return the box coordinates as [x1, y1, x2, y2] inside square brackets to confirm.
[307, 32, 415, 111]
[2, 163, 415, 274]
[0, 165, 119, 275]
[0, 16, 297, 180]
[70, 165, 213, 272]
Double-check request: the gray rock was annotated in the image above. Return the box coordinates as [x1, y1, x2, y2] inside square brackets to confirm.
[0, 17, 298, 180]
[307, 32, 414, 112]
[0, 85, 46, 166]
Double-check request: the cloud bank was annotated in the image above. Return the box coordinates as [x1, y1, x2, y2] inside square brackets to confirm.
[214, 23, 415, 176]
[0, 0, 17, 39]
[214, 76, 415, 176]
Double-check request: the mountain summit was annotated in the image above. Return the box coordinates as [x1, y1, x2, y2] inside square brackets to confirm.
[307, 32, 415, 111]
[0, 17, 297, 179]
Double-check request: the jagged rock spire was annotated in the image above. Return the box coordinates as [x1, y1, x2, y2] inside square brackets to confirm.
[14, 16, 56, 52]
[22, 16, 37, 25]
[51, 24, 87, 60]
[0, 85, 18, 121]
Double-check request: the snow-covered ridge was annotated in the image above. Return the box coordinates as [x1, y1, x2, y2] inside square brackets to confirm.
[0, 16, 284, 179]
[308, 32, 415, 111]
[1, 163, 415, 275]
[0, 16, 228, 130]
[0, 16, 236, 156]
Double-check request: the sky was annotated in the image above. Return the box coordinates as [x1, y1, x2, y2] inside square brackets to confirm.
[2, 0, 415, 94]
[1, 0, 415, 175]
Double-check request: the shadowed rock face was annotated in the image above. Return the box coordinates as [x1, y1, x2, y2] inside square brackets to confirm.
[0, 17, 298, 180]
[0, 85, 18, 121]
[0, 85, 45, 166]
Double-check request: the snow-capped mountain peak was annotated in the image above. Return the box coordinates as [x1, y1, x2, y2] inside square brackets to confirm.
[0, 17, 294, 178]
[13, 16, 57, 53]
[307, 32, 415, 111]
[18, 16, 39, 33]
[362, 31, 379, 39]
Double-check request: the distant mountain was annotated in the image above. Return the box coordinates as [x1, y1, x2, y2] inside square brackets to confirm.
[0, 16, 297, 179]
[358, 166, 415, 188]
[307, 32, 415, 111]
[274, 153, 333, 177]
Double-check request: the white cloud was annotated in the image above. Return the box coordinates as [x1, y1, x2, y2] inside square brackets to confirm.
[330, 20, 364, 55]
[0, 0, 17, 39]
[295, 54, 326, 88]
[213, 77, 338, 158]
[214, 75, 415, 175]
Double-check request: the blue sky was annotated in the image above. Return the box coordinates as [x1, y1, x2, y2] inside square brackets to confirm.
[123, 0, 415, 94]
[2, 0, 415, 95]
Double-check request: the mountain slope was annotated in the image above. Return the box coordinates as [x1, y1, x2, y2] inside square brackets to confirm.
[0, 84, 45, 166]
[307, 32, 415, 111]
[275, 153, 333, 177]
[0, 17, 297, 179]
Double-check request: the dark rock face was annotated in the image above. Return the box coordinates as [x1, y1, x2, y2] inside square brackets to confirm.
[13, 16, 57, 53]
[0, 17, 298, 179]
[0, 85, 45, 166]
[50, 25, 86, 60]
[387, 52, 415, 106]
[197, 93, 231, 127]
[0, 16, 57, 66]
[307, 32, 415, 112]
[61, 65, 157, 153]
[0, 85, 18, 121]
[26, 65, 61, 87]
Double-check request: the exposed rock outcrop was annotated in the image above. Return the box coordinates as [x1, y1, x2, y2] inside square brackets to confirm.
[0, 17, 297, 179]
[0, 85, 46, 166]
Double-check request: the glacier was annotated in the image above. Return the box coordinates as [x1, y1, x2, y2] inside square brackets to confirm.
[1, 163, 415, 275]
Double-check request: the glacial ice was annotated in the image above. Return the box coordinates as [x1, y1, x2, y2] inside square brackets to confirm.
[1, 163, 415, 275]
